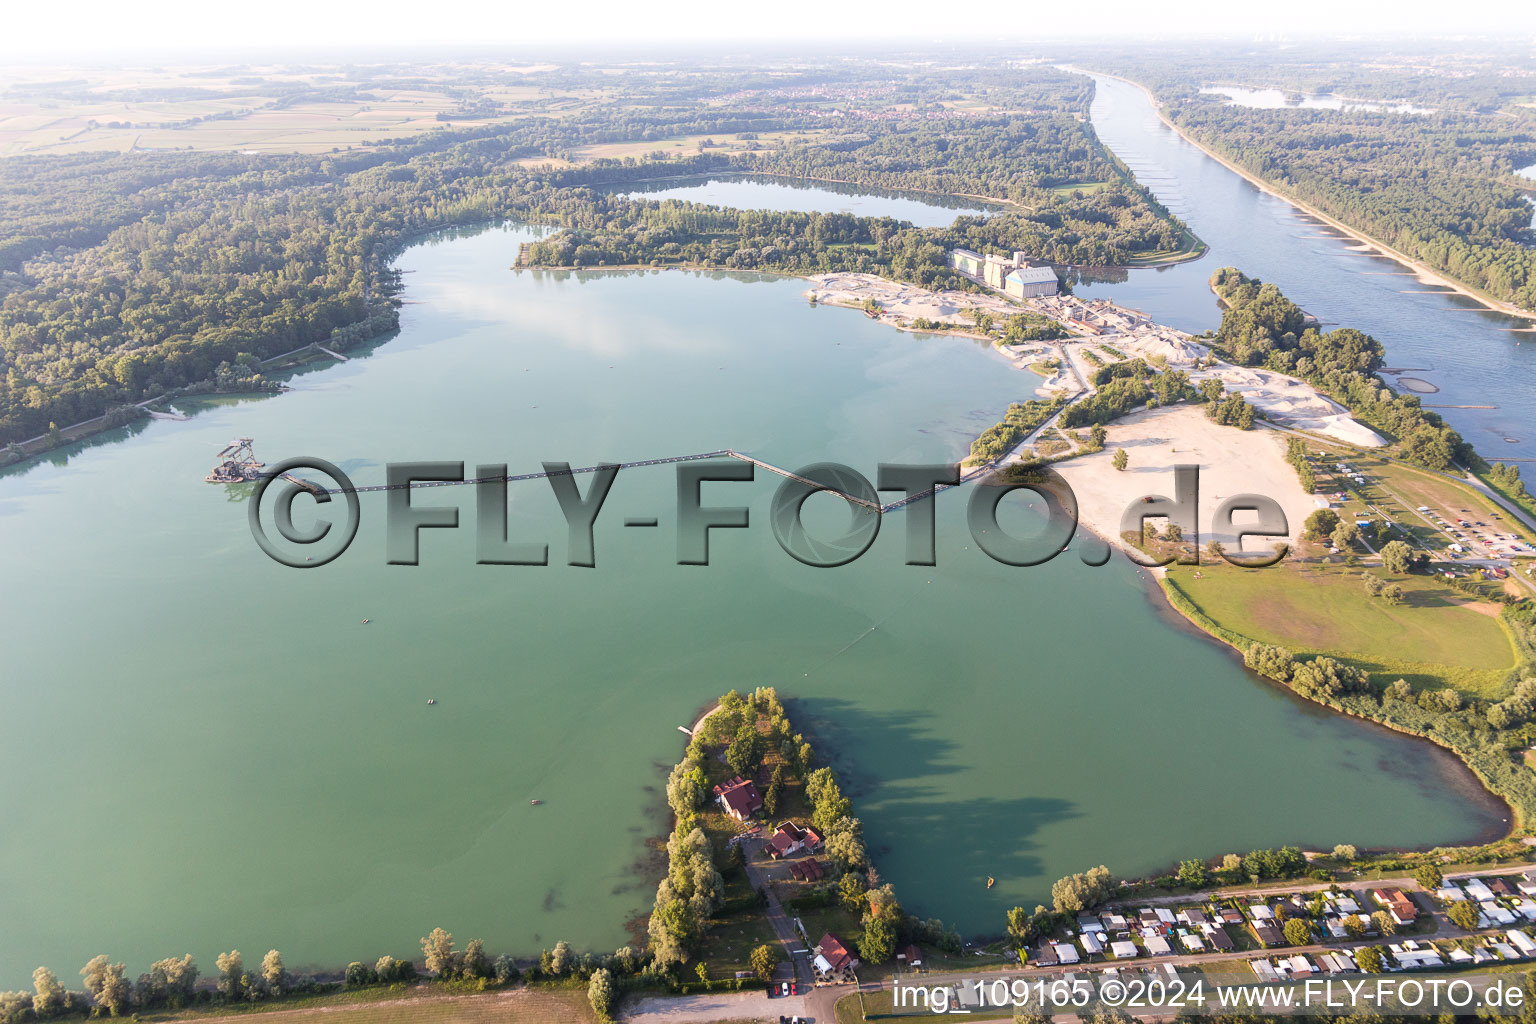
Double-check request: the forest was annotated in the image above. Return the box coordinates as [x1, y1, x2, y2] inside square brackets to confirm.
[1094, 47, 1536, 310]
[0, 62, 1193, 444]
[1209, 266, 1470, 470]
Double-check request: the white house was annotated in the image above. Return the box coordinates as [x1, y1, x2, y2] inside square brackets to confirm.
[1390, 944, 1444, 969]
[1053, 943, 1081, 965]
[1249, 960, 1279, 981]
[1465, 879, 1496, 902]
[1110, 940, 1140, 959]
[1080, 932, 1105, 956]
[1145, 936, 1173, 957]
[1482, 901, 1517, 926]
[1509, 930, 1536, 957]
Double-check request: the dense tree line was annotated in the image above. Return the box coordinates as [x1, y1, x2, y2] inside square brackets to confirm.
[1210, 267, 1470, 469]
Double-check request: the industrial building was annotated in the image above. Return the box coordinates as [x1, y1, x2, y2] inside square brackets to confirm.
[949, 248, 1059, 297]
[950, 248, 984, 277]
[1004, 266, 1061, 299]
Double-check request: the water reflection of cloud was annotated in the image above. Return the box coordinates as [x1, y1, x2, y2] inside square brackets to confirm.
[412, 277, 723, 359]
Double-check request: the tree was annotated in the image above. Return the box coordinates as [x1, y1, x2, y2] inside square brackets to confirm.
[462, 939, 488, 980]
[1050, 866, 1114, 914]
[840, 871, 869, 913]
[215, 951, 244, 999]
[824, 816, 868, 871]
[421, 928, 455, 977]
[1283, 918, 1311, 946]
[1331, 521, 1360, 551]
[859, 915, 896, 965]
[1356, 946, 1385, 973]
[749, 944, 779, 982]
[31, 968, 65, 1018]
[694, 962, 709, 983]
[648, 897, 697, 966]
[144, 955, 198, 1009]
[1303, 508, 1340, 541]
[1382, 582, 1406, 605]
[587, 968, 614, 1021]
[1006, 905, 1040, 945]
[1370, 910, 1396, 937]
[1343, 914, 1368, 938]
[764, 764, 784, 816]
[1176, 859, 1207, 888]
[81, 957, 131, 1017]
[1414, 864, 1443, 890]
[1381, 539, 1413, 574]
[1447, 900, 1481, 931]
[1332, 844, 1357, 861]
[725, 721, 763, 779]
[260, 950, 286, 995]
[666, 760, 706, 818]
[1206, 539, 1225, 560]
[1112, 448, 1128, 471]
[551, 940, 573, 977]
[493, 955, 520, 984]
[1089, 424, 1107, 451]
[1362, 574, 1385, 597]
[806, 768, 853, 833]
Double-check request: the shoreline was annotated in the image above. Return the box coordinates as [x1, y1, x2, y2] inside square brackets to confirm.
[1152, 569, 1518, 843]
[1084, 69, 1536, 325]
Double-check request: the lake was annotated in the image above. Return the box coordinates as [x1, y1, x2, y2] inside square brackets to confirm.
[0, 209, 1506, 985]
[622, 172, 995, 227]
[1199, 86, 1436, 115]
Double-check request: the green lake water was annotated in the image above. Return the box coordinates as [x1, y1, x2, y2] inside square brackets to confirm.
[0, 222, 1505, 986]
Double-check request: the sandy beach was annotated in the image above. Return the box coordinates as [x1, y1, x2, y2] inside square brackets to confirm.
[1052, 405, 1315, 554]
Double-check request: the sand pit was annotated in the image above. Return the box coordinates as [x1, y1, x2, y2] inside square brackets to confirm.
[1052, 406, 1316, 555]
[1204, 366, 1386, 447]
[1116, 331, 1210, 365]
[805, 272, 1020, 324]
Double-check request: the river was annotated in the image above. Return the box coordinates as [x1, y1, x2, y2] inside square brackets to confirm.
[1074, 74, 1536, 458]
[0, 102, 1517, 986]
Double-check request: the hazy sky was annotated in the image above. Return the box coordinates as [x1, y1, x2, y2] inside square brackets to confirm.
[7, 0, 1536, 59]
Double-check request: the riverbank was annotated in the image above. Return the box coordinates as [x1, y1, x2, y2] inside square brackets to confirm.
[1084, 69, 1536, 324]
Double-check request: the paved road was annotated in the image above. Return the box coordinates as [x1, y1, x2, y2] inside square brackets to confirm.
[741, 845, 814, 990]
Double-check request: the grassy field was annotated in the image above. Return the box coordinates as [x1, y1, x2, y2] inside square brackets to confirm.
[571, 129, 825, 162]
[1306, 441, 1536, 550]
[0, 63, 599, 155]
[1164, 560, 1518, 694]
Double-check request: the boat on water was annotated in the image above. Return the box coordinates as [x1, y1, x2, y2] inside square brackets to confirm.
[986, 876, 995, 888]
[530, 799, 542, 806]
[426, 699, 436, 705]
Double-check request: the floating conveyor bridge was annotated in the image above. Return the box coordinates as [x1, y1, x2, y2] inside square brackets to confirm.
[218, 445, 1018, 515]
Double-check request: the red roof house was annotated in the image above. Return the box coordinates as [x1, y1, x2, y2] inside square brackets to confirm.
[717, 778, 762, 821]
[815, 932, 859, 974]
